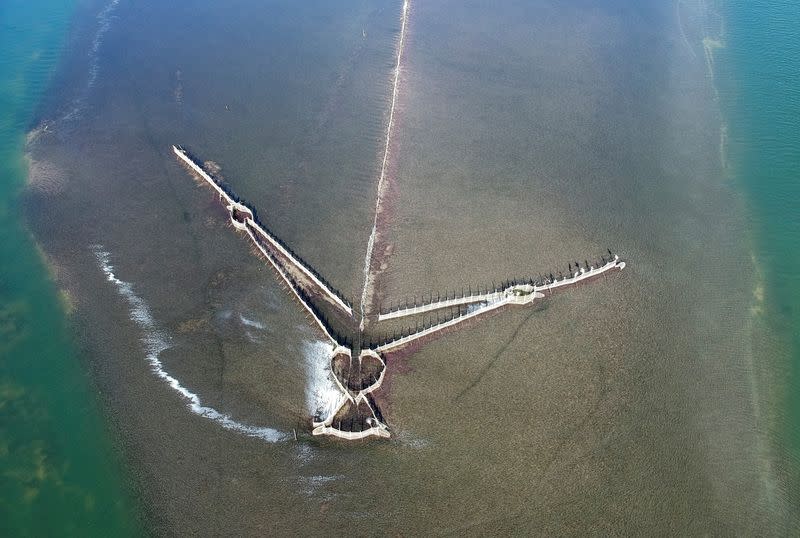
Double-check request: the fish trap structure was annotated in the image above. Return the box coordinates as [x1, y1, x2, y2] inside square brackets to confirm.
[173, 145, 625, 440]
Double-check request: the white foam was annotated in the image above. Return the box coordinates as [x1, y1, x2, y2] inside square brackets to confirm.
[87, 0, 120, 89]
[296, 474, 344, 500]
[302, 339, 344, 421]
[239, 313, 266, 330]
[466, 301, 490, 314]
[395, 429, 431, 449]
[62, 0, 121, 122]
[92, 245, 287, 443]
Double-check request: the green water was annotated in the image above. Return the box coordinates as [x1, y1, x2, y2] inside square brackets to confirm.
[719, 0, 800, 503]
[0, 1, 141, 535]
[3, 0, 799, 533]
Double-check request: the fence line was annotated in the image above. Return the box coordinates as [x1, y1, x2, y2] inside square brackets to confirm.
[173, 144, 353, 317]
[379, 257, 624, 322]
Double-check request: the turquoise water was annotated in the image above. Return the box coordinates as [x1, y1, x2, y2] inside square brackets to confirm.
[0, 1, 141, 534]
[719, 0, 800, 503]
[4, 0, 799, 533]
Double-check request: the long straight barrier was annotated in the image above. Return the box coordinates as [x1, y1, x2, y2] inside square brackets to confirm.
[378, 290, 507, 321]
[245, 218, 353, 316]
[375, 293, 520, 352]
[378, 257, 625, 322]
[374, 257, 625, 351]
[245, 224, 339, 345]
[536, 257, 625, 294]
[173, 145, 353, 317]
[173, 145, 235, 205]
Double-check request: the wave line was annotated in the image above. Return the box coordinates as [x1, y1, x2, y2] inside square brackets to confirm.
[359, 0, 410, 328]
[92, 245, 288, 443]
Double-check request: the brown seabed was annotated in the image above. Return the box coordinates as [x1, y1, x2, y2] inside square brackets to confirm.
[172, 144, 626, 441]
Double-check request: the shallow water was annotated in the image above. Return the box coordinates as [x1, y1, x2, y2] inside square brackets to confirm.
[716, 0, 800, 524]
[0, 0, 141, 534]
[22, 0, 798, 534]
